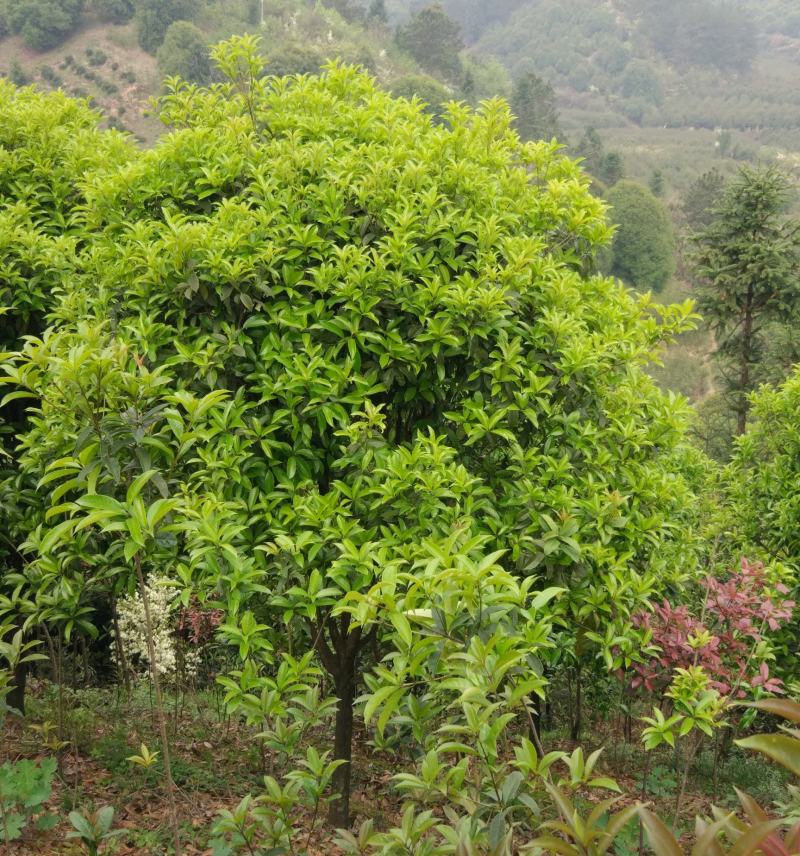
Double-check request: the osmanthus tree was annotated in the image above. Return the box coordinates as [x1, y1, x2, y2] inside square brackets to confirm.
[0, 82, 132, 713]
[6, 36, 703, 830]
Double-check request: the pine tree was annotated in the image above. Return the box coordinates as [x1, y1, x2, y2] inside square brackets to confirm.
[693, 167, 800, 435]
[510, 71, 560, 141]
[649, 170, 665, 197]
[683, 168, 726, 231]
[396, 3, 463, 82]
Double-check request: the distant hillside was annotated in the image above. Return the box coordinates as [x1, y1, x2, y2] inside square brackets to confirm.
[0, 0, 506, 144]
[431, 0, 800, 132]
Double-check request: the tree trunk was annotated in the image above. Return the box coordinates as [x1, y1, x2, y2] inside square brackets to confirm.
[570, 666, 582, 741]
[529, 691, 543, 747]
[3, 618, 27, 716]
[312, 613, 362, 829]
[329, 668, 355, 827]
[7, 657, 26, 717]
[737, 286, 754, 435]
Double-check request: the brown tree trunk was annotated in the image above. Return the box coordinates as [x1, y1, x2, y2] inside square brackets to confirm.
[330, 669, 355, 827]
[570, 665, 582, 741]
[312, 614, 362, 828]
[737, 286, 754, 436]
[8, 662, 26, 715]
[6, 635, 27, 716]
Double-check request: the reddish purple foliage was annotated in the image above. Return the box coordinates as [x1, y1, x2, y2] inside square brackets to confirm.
[176, 600, 224, 645]
[629, 559, 794, 698]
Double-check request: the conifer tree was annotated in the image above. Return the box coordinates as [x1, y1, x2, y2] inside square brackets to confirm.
[693, 167, 800, 435]
[510, 71, 561, 141]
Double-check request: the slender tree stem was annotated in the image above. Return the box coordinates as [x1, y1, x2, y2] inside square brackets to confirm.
[135, 554, 182, 856]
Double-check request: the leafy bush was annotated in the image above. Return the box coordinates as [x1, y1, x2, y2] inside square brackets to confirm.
[2, 35, 702, 834]
[629, 559, 794, 696]
[85, 47, 108, 67]
[395, 2, 463, 82]
[156, 21, 212, 85]
[135, 0, 199, 53]
[91, 0, 133, 24]
[6, 0, 84, 51]
[606, 179, 675, 292]
[0, 757, 58, 844]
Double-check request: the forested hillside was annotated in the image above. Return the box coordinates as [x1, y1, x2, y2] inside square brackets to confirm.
[1, 5, 800, 856]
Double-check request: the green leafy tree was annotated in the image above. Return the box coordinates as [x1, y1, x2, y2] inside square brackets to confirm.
[510, 71, 561, 141]
[6, 0, 84, 51]
[692, 167, 800, 435]
[727, 369, 800, 564]
[575, 126, 624, 186]
[600, 151, 624, 186]
[606, 180, 675, 292]
[135, 0, 199, 54]
[0, 82, 132, 715]
[5, 37, 699, 832]
[390, 73, 451, 120]
[620, 59, 662, 105]
[575, 127, 604, 174]
[91, 0, 134, 24]
[157, 21, 212, 85]
[649, 170, 665, 198]
[396, 3, 463, 82]
[683, 168, 726, 231]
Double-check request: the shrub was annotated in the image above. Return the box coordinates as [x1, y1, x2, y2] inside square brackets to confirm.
[156, 20, 212, 85]
[135, 0, 199, 53]
[91, 0, 134, 24]
[0, 757, 58, 843]
[6, 0, 84, 52]
[4, 36, 700, 830]
[86, 47, 108, 66]
[606, 179, 675, 291]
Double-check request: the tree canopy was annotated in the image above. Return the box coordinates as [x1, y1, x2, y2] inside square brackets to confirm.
[643, 0, 757, 73]
[0, 35, 703, 828]
[5, 0, 84, 51]
[395, 3, 464, 82]
[727, 368, 800, 565]
[606, 180, 675, 292]
[509, 71, 561, 142]
[135, 0, 200, 54]
[692, 167, 800, 435]
[156, 21, 212, 85]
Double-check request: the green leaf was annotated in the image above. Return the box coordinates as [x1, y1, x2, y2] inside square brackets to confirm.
[77, 494, 126, 515]
[34, 812, 59, 831]
[390, 613, 413, 647]
[126, 469, 158, 505]
[744, 698, 800, 723]
[588, 777, 621, 793]
[68, 810, 95, 839]
[735, 733, 800, 776]
[638, 807, 682, 856]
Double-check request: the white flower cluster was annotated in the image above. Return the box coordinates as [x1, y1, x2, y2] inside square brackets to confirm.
[115, 582, 199, 682]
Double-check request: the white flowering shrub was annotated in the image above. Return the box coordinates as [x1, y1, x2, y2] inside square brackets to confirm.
[115, 582, 200, 683]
